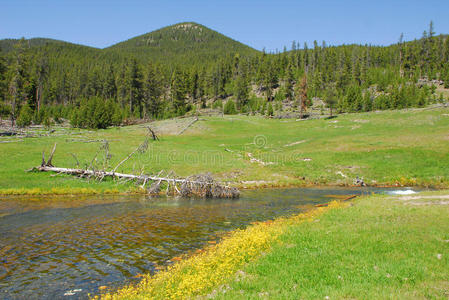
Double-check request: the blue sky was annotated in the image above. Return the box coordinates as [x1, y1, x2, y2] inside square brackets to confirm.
[1, 0, 448, 51]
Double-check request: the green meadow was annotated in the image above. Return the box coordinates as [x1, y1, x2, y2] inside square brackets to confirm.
[214, 191, 449, 299]
[0, 106, 448, 194]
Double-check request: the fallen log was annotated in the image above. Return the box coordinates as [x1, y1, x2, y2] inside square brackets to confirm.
[32, 166, 239, 198]
[30, 141, 239, 198]
[147, 126, 159, 141]
[178, 116, 198, 135]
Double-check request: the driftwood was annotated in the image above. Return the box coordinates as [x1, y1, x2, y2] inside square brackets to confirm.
[31, 143, 239, 199]
[147, 126, 159, 141]
[112, 139, 148, 173]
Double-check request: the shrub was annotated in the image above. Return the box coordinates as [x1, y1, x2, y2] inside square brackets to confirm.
[212, 99, 223, 110]
[0, 102, 11, 119]
[223, 99, 237, 115]
[267, 102, 274, 116]
[71, 97, 115, 129]
[16, 103, 33, 127]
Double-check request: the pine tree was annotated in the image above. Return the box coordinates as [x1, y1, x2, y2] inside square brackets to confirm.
[7, 38, 30, 127]
[284, 62, 294, 101]
[429, 21, 435, 39]
[16, 103, 33, 127]
[324, 86, 337, 116]
[143, 63, 162, 118]
[234, 63, 249, 109]
[362, 90, 373, 112]
[263, 59, 278, 101]
[267, 102, 274, 116]
[0, 48, 6, 114]
[295, 74, 308, 118]
[171, 68, 187, 115]
[398, 33, 404, 77]
[103, 65, 117, 99]
[126, 59, 143, 118]
[33, 48, 49, 113]
[111, 103, 123, 126]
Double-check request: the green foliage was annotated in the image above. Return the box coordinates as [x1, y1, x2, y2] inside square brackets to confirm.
[0, 22, 447, 123]
[260, 101, 267, 115]
[223, 99, 237, 115]
[71, 97, 118, 129]
[248, 95, 263, 114]
[0, 102, 10, 118]
[324, 87, 338, 116]
[212, 99, 223, 110]
[267, 102, 274, 116]
[16, 103, 33, 127]
[234, 74, 249, 109]
[274, 89, 284, 101]
[43, 114, 54, 129]
[106, 22, 258, 67]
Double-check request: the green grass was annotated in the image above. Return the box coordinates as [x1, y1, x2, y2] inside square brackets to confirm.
[213, 191, 449, 299]
[1, 107, 449, 194]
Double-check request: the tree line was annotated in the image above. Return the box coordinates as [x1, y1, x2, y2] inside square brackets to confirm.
[0, 21, 448, 129]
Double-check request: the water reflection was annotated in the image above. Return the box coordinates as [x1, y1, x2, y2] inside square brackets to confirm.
[0, 187, 412, 299]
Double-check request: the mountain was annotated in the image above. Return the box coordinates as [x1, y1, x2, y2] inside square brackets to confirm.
[0, 38, 99, 53]
[105, 22, 259, 66]
[1, 21, 447, 129]
[0, 22, 260, 67]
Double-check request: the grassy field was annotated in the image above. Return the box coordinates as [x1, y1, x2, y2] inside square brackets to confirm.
[100, 191, 449, 299]
[1, 107, 449, 194]
[215, 191, 449, 299]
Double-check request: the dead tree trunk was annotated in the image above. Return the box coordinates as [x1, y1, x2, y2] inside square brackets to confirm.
[178, 117, 198, 135]
[147, 126, 159, 141]
[31, 144, 239, 199]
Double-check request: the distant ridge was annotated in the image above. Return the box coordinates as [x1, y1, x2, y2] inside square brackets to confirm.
[0, 22, 259, 66]
[105, 22, 259, 64]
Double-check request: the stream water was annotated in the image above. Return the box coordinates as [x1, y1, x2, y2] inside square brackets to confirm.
[0, 187, 415, 299]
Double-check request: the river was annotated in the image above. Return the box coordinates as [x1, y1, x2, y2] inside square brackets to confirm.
[0, 187, 416, 299]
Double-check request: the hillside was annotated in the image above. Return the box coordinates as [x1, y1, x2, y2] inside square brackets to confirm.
[0, 21, 448, 128]
[0, 37, 102, 54]
[106, 22, 259, 65]
[0, 22, 259, 66]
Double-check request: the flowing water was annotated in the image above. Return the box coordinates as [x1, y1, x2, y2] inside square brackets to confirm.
[0, 187, 415, 299]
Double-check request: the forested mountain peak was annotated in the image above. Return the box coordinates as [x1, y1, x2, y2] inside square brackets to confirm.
[105, 22, 258, 65]
[108, 22, 253, 49]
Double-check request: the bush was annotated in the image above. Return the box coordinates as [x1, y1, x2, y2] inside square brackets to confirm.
[212, 99, 223, 110]
[71, 97, 116, 129]
[16, 103, 33, 127]
[43, 115, 54, 129]
[0, 102, 11, 119]
[223, 99, 237, 115]
[111, 105, 123, 126]
[267, 102, 274, 116]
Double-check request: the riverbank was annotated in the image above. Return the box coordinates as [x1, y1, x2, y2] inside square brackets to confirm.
[1, 107, 448, 195]
[98, 200, 347, 299]
[99, 190, 449, 299]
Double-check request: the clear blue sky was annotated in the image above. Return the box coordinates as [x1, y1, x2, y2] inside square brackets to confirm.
[1, 0, 448, 51]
